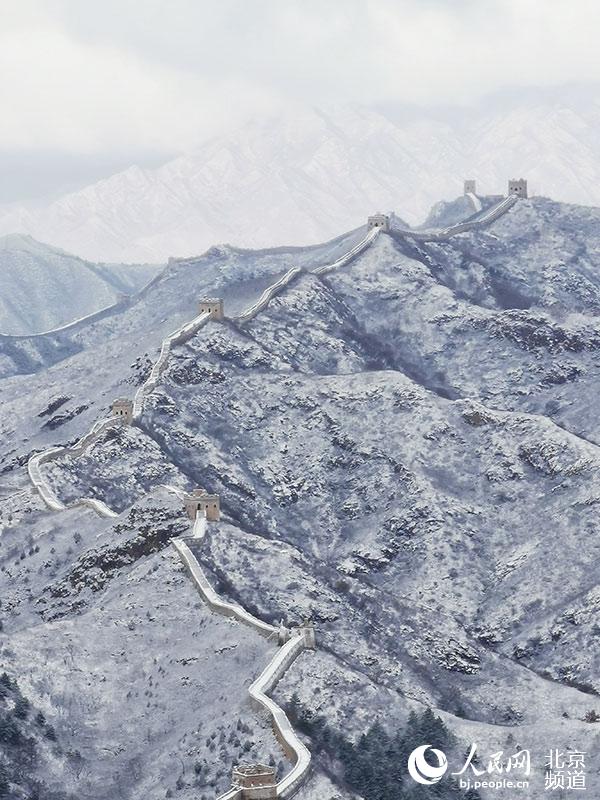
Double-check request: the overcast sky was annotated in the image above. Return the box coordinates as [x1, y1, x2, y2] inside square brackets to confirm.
[2, 0, 600, 202]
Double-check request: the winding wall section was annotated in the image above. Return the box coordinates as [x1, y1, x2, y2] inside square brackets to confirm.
[23, 201, 518, 798]
[173, 535, 311, 800]
[133, 310, 211, 418]
[396, 194, 517, 240]
[24, 225, 382, 796]
[0, 295, 132, 342]
[26, 226, 381, 514]
[28, 416, 119, 517]
[174, 532, 279, 641]
[466, 192, 482, 214]
[235, 267, 303, 324]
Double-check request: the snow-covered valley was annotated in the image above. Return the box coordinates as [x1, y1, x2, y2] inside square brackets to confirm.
[2, 195, 600, 799]
[0, 234, 160, 336]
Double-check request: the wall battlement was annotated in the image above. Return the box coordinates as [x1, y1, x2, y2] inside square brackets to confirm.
[199, 297, 224, 319]
[232, 764, 277, 799]
[184, 487, 220, 521]
[367, 214, 390, 232]
[25, 218, 448, 800]
[111, 398, 133, 424]
[508, 178, 528, 198]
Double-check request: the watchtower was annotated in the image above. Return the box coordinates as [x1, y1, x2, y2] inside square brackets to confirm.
[298, 619, 316, 649]
[508, 179, 528, 198]
[367, 214, 390, 232]
[111, 398, 133, 424]
[198, 298, 224, 320]
[184, 488, 220, 521]
[232, 764, 277, 799]
[278, 620, 291, 645]
[464, 180, 476, 195]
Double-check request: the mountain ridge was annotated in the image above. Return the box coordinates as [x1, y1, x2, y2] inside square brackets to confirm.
[4, 96, 600, 262]
[0, 233, 161, 335]
[2, 196, 600, 798]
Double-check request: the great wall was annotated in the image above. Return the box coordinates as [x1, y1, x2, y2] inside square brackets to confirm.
[24, 181, 524, 799]
[0, 294, 133, 342]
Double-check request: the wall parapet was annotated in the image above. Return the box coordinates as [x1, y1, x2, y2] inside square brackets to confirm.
[26, 218, 390, 800]
[173, 539, 280, 641]
[313, 227, 380, 276]
[395, 194, 517, 242]
[132, 309, 211, 419]
[27, 416, 120, 517]
[174, 538, 312, 800]
[235, 267, 303, 324]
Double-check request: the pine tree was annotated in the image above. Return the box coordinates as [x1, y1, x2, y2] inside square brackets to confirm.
[287, 692, 301, 724]
[14, 696, 30, 720]
[0, 763, 8, 798]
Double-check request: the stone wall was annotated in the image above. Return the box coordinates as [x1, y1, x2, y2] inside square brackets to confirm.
[26, 217, 393, 800]
[508, 178, 528, 198]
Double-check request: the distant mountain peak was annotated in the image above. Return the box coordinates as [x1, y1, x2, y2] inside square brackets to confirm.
[1, 100, 600, 262]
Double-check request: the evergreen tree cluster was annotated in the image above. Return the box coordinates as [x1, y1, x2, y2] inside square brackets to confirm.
[287, 694, 481, 800]
[0, 671, 67, 799]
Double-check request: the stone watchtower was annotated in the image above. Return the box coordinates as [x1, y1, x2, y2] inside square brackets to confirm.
[198, 298, 224, 320]
[298, 619, 317, 649]
[232, 764, 277, 799]
[184, 488, 220, 521]
[111, 398, 133, 424]
[367, 214, 390, 232]
[508, 179, 528, 198]
[463, 179, 476, 195]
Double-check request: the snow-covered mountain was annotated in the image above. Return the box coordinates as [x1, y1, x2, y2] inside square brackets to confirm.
[0, 234, 160, 335]
[2, 196, 600, 798]
[3, 95, 600, 263]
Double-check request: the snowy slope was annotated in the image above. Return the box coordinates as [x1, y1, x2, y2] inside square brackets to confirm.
[3, 96, 600, 262]
[0, 234, 160, 335]
[2, 197, 600, 798]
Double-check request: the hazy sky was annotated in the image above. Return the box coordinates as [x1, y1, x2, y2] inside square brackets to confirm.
[2, 0, 600, 201]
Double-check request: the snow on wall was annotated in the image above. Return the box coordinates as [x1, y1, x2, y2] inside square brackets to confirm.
[217, 789, 242, 800]
[173, 538, 279, 641]
[466, 191, 483, 213]
[27, 417, 120, 517]
[26, 307, 214, 515]
[235, 267, 304, 324]
[0, 296, 133, 341]
[312, 228, 379, 276]
[232, 228, 381, 325]
[132, 310, 211, 418]
[397, 194, 517, 240]
[26, 212, 530, 798]
[248, 635, 312, 798]
[174, 537, 311, 800]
